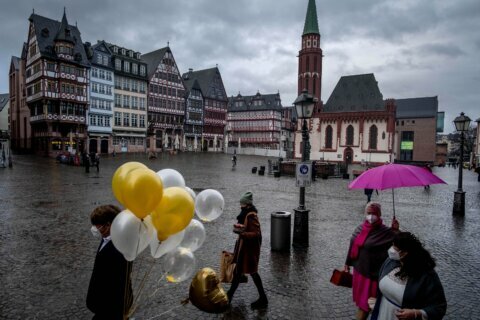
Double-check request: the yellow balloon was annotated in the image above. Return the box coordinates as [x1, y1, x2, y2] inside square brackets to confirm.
[122, 168, 164, 219]
[189, 268, 229, 313]
[151, 187, 194, 241]
[112, 162, 148, 205]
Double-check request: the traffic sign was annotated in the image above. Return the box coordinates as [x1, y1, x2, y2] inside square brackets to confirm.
[296, 162, 312, 187]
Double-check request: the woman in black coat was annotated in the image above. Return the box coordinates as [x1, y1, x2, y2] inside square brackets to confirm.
[370, 232, 446, 320]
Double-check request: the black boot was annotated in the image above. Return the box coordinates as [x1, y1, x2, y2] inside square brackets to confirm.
[250, 273, 268, 309]
[227, 275, 240, 304]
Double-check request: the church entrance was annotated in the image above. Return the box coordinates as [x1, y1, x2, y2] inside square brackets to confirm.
[344, 147, 353, 164]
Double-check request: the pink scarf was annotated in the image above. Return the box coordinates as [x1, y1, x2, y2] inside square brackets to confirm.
[349, 219, 382, 259]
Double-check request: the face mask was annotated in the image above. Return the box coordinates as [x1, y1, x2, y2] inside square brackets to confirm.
[366, 214, 378, 224]
[90, 225, 101, 239]
[388, 246, 401, 260]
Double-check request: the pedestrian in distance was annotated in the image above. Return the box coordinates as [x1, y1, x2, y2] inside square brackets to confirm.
[344, 202, 399, 320]
[370, 232, 447, 320]
[83, 152, 90, 173]
[232, 154, 237, 167]
[227, 191, 268, 309]
[364, 188, 378, 203]
[87, 204, 133, 320]
[424, 164, 432, 190]
[94, 153, 100, 173]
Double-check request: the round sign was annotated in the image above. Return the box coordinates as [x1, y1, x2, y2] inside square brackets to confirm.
[300, 164, 309, 174]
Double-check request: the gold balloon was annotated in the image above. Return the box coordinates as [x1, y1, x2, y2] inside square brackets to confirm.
[151, 187, 194, 241]
[189, 268, 229, 313]
[121, 168, 164, 219]
[112, 162, 148, 205]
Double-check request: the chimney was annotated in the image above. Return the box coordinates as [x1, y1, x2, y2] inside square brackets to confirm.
[189, 68, 193, 73]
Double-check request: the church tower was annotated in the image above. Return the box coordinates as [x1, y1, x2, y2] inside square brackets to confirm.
[298, 0, 322, 108]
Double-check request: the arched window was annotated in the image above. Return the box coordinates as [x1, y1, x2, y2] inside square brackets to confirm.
[369, 125, 378, 149]
[325, 125, 333, 149]
[305, 77, 309, 92]
[346, 125, 354, 145]
[306, 56, 310, 72]
[313, 77, 316, 95]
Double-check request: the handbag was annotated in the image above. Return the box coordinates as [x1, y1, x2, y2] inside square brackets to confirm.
[330, 269, 353, 288]
[219, 251, 236, 283]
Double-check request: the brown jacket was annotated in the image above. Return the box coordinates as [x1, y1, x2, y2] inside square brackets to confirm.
[233, 211, 262, 274]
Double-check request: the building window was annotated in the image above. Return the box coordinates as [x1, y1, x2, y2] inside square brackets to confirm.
[132, 114, 138, 127]
[140, 65, 146, 76]
[140, 115, 145, 127]
[123, 113, 130, 126]
[369, 125, 378, 150]
[123, 95, 129, 108]
[346, 125, 354, 146]
[114, 112, 121, 126]
[400, 131, 414, 161]
[96, 54, 102, 64]
[115, 59, 121, 70]
[103, 56, 109, 66]
[124, 61, 130, 73]
[132, 63, 138, 74]
[325, 125, 333, 149]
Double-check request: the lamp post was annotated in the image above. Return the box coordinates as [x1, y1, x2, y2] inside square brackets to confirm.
[293, 89, 317, 248]
[452, 112, 471, 216]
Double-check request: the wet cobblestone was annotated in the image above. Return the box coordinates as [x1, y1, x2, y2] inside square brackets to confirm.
[0, 153, 479, 319]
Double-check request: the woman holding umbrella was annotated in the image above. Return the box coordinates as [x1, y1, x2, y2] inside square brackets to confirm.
[344, 202, 399, 320]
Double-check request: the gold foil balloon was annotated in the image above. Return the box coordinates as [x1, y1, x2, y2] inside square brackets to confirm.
[151, 187, 194, 241]
[121, 168, 164, 219]
[189, 268, 229, 313]
[112, 162, 148, 205]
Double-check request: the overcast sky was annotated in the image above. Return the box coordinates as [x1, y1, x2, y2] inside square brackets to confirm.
[1, 0, 479, 132]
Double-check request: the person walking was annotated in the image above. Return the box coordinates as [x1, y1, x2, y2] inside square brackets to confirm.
[370, 232, 447, 320]
[87, 205, 133, 319]
[94, 153, 100, 173]
[344, 202, 399, 320]
[227, 191, 268, 309]
[83, 152, 90, 173]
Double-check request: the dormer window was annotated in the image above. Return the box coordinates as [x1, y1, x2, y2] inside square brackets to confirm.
[136, 53, 141, 59]
[113, 46, 118, 53]
[65, 29, 71, 37]
[129, 51, 133, 58]
[121, 48, 126, 55]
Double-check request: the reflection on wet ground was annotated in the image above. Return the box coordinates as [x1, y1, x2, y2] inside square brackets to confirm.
[1, 153, 479, 319]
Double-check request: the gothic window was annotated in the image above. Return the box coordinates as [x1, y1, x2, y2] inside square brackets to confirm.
[346, 125, 354, 146]
[325, 125, 333, 149]
[369, 125, 378, 150]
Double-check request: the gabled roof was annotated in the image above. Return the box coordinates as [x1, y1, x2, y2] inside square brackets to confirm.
[0, 94, 9, 112]
[227, 92, 283, 112]
[28, 13, 89, 65]
[142, 47, 169, 80]
[324, 73, 384, 112]
[92, 40, 113, 55]
[182, 67, 227, 100]
[183, 76, 202, 95]
[395, 97, 438, 119]
[11, 56, 21, 70]
[303, 0, 320, 35]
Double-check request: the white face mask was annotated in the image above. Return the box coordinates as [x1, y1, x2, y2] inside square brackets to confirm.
[388, 246, 401, 260]
[366, 214, 378, 224]
[90, 225, 101, 239]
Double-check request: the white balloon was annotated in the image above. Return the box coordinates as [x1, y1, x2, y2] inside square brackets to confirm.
[179, 219, 206, 252]
[195, 189, 225, 222]
[184, 186, 196, 200]
[150, 229, 185, 259]
[162, 247, 196, 283]
[156, 169, 186, 189]
[111, 210, 154, 261]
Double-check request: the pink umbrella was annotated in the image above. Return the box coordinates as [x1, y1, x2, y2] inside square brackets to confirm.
[348, 163, 447, 217]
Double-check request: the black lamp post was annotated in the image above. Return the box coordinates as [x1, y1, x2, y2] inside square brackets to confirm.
[293, 89, 316, 248]
[452, 112, 471, 216]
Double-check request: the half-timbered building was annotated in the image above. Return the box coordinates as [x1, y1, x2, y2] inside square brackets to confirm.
[107, 42, 148, 153]
[227, 92, 285, 157]
[25, 11, 90, 156]
[182, 69, 204, 151]
[143, 47, 186, 151]
[85, 41, 114, 154]
[184, 67, 227, 152]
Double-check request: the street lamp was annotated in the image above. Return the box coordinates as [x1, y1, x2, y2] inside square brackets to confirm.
[293, 89, 317, 248]
[452, 112, 471, 216]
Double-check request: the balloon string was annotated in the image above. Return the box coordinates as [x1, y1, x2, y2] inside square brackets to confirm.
[144, 304, 184, 320]
[147, 273, 166, 299]
[128, 258, 157, 317]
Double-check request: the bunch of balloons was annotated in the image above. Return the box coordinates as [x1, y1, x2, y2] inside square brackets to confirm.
[110, 162, 225, 283]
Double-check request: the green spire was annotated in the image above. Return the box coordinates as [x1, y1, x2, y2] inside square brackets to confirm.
[302, 0, 319, 35]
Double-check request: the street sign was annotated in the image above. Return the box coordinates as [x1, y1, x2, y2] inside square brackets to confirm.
[296, 162, 312, 187]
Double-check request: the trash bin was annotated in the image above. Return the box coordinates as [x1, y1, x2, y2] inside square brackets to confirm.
[252, 167, 257, 174]
[260, 165, 266, 171]
[273, 171, 281, 178]
[258, 170, 265, 176]
[271, 211, 291, 251]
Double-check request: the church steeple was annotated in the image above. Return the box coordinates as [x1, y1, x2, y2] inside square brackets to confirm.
[303, 0, 319, 35]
